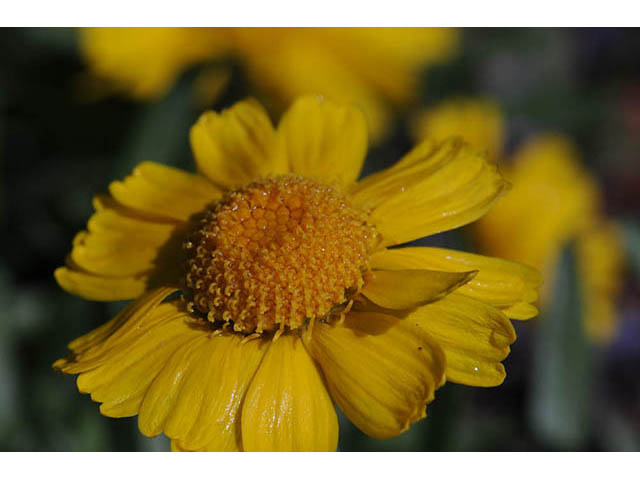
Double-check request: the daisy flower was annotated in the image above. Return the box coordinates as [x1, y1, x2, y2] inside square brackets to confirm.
[414, 98, 624, 343]
[54, 96, 540, 451]
[80, 27, 459, 141]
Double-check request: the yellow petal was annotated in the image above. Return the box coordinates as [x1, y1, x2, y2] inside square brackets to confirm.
[318, 28, 460, 104]
[190, 98, 284, 189]
[351, 138, 509, 246]
[109, 161, 221, 222]
[241, 334, 338, 452]
[92, 193, 174, 223]
[63, 287, 177, 357]
[277, 95, 368, 187]
[55, 299, 203, 418]
[576, 222, 625, 344]
[70, 230, 172, 278]
[88, 199, 178, 234]
[80, 27, 229, 99]
[171, 438, 238, 452]
[54, 267, 149, 301]
[502, 302, 539, 320]
[137, 335, 209, 436]
[171, 440, 188, 452]
[348, 138, 449, 210]
[361, 268, 476, 310]
[93, 319, 202, 418]
[370, 247, 541, 319]
[61, 193, 187, 299]
[406, 293, 516, 387]
[71, 208, 189, 278]
[171, 438, 227, 452]
[412, 98, 505, 161]
[56, 299, 185, 374]
[304, 311, 445, 439]
[149, 333, 268, 452]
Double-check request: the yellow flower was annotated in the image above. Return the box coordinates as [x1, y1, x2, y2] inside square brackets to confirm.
[54, 96, 540, 451]
[80, 27, 459, 141]
[414, 98, 624, 343]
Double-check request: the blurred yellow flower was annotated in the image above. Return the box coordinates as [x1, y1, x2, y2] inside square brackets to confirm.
[80, 27, 459, 141]
[413, 98, 506, 161]
[54, 96, 539, 451]
[414, 98, 624, 343]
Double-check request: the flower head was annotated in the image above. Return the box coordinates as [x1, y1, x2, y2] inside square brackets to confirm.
[54, 96, 540, 451]
[414, 98, 624, 342]
[80, 27, 459, 141]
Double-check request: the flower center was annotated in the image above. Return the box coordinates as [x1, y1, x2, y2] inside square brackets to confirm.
[184, 175, 378, 334]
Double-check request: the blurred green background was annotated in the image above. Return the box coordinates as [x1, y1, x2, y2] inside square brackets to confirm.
[0, 27, 639, 451]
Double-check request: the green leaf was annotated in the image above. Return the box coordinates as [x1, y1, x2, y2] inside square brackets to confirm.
[619, 218, 640, 279]
[528, 243, 592, 449]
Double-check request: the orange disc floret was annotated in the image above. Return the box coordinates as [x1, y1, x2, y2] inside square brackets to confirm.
[184, 175, 378, 334]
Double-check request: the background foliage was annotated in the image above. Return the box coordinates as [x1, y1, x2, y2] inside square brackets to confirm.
[1, 27, 639, 451]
